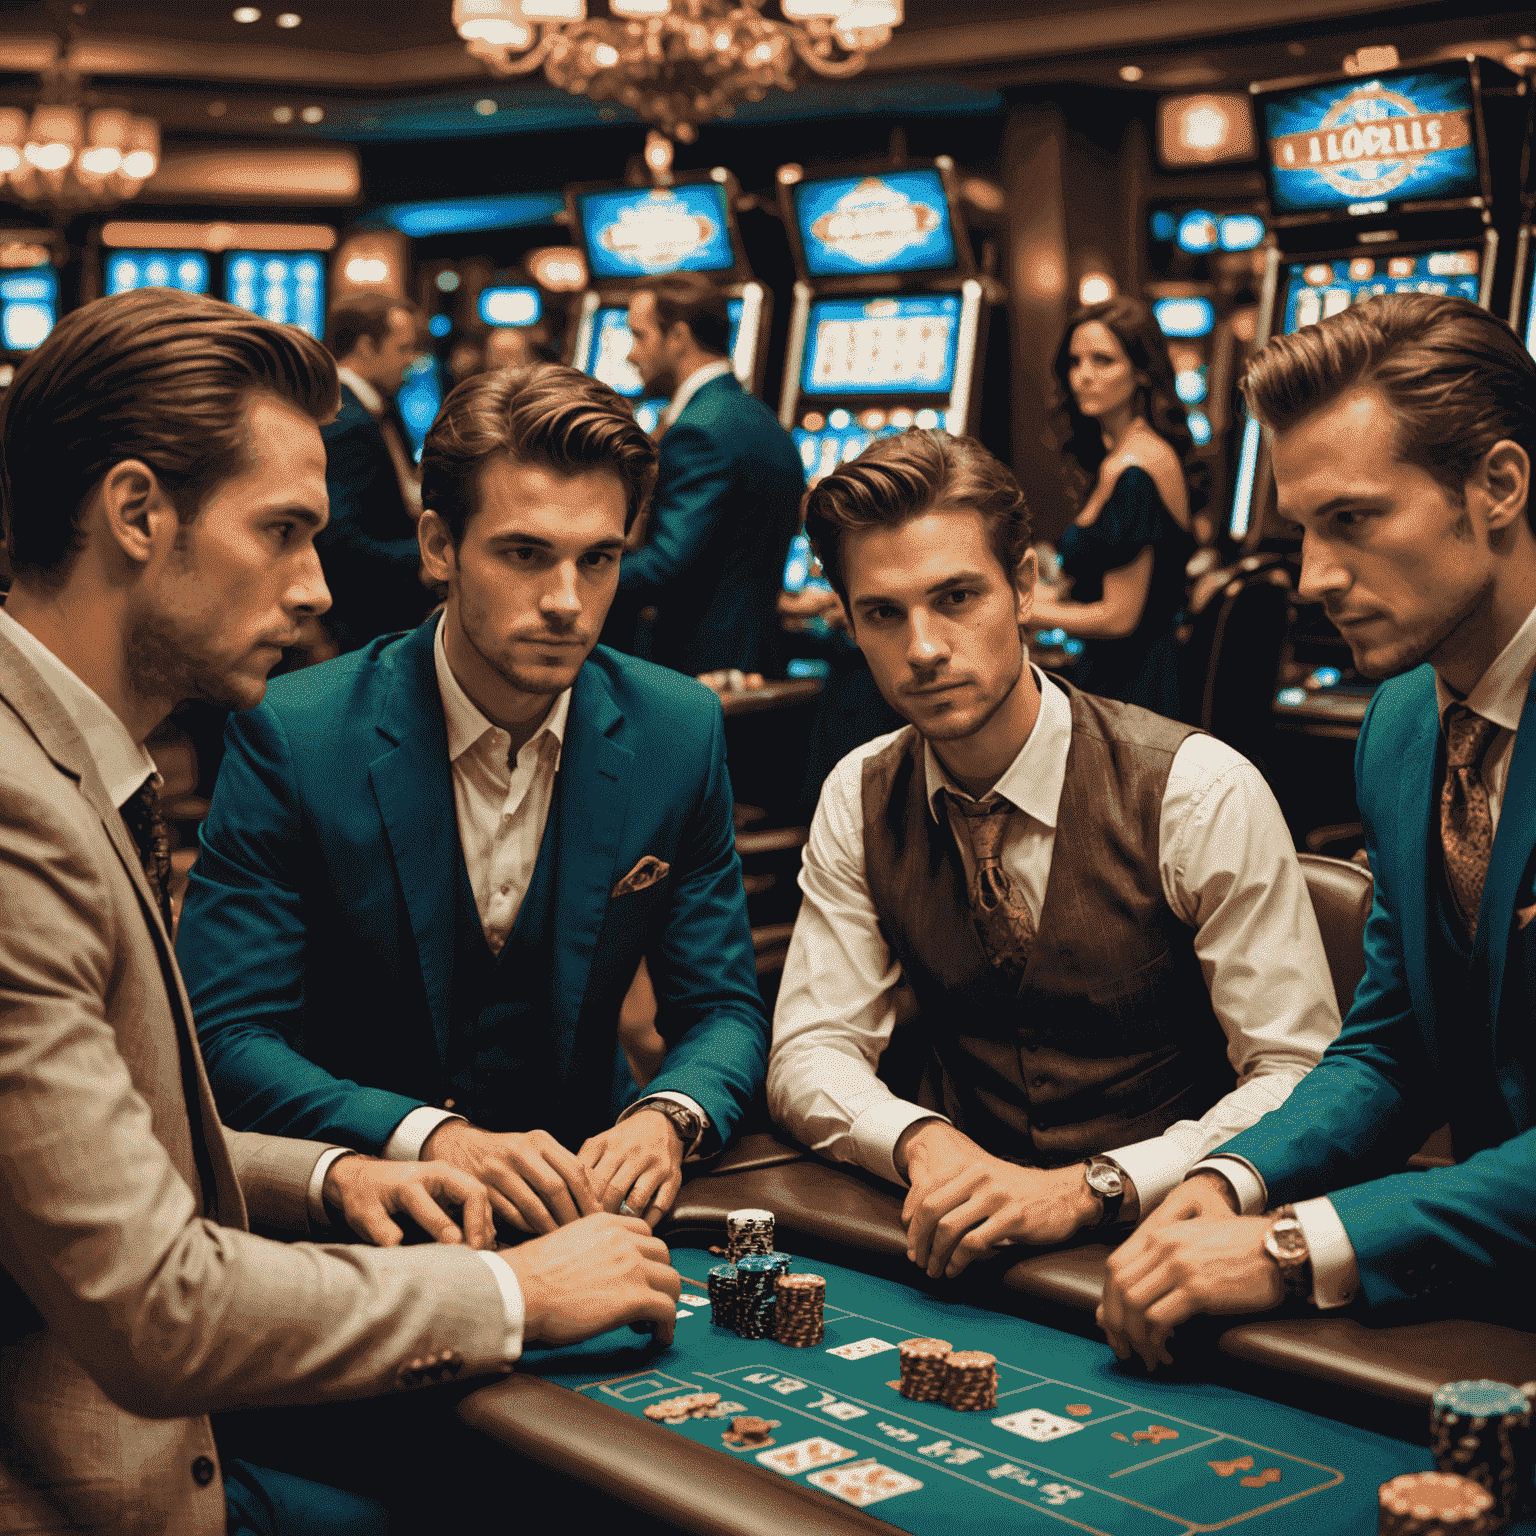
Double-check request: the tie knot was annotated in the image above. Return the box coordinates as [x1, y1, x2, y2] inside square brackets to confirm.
[1444, 704, 1499, 770]
[947, 792, 1012, 862]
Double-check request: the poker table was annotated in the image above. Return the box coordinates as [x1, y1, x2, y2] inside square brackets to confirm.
[459, 1136, 1536, 1534]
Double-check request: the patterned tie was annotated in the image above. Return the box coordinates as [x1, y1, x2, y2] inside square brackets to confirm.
[1440, 703, 1500, 941]
[946, 792, 1035, 973]
[120, 778, 174, 932]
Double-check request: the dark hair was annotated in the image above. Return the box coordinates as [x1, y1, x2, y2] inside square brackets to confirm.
[1052, 295, 1207, 514]
[803, 428, 1032, 611]
[325, 291, 419, 362]
[1242, 292, 1536, 520]
[633, 272, 731, 359]
[420, 361, 658, 540]
[1, 288, 338, 586]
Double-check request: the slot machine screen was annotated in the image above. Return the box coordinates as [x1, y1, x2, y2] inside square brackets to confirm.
[791, 169, 958, 278]
[800, 293, 962, 398]
[1279, 249, 1481, 333]
[1526, 275, 1536, 360]
[106, 249, 209, 295]
[479, 286, 542, 327]
[224, 252, 326, 338]
[576, 184, 735, 279]
[1258, 62, 1481, 216]
[0, 267, 57, 352]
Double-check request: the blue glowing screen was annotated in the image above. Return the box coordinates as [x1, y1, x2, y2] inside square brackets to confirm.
[479, 286, 542, 327]
[1153, 297, 1215, 338]
[224, 252, 325, 338]
[1177, 211, 1219, 252]
[107, 250, 209, 295]
[1281, 250, 1480, 334]
[372, 192, 566, 239]
[801, 293, 961, 398]
[397, 353, 442, 458]
[0, 267, 56, 352]
[578, 184, 735, 279]
[1219, 213, 1266, 251]
[1149, 209, 1177, 242]
[1262, 67, 1480, 215]
[576, 299, 743, 400]
[793, 169, 957, 278]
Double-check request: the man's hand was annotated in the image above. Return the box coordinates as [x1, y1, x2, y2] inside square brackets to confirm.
[501, 1213, 682, 1347]
[578, 1109, 686, 1228]
[1138, 1170, 1241, 1234]
[1097, 1215, 1283, 1371]
[422, 1121, 601, 1236]
[897, 1121, 1101, 1279]
[322, 1154, 495, 1250]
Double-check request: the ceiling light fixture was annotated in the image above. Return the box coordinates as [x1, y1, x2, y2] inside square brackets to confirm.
[276, 12, 301, 26]
[233, 6, 261, 20]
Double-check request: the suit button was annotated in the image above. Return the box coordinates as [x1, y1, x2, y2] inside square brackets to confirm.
[192, 1456, 216, 1487]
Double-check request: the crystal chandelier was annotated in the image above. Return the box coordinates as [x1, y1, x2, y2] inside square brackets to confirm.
[454, 0, 901, 143]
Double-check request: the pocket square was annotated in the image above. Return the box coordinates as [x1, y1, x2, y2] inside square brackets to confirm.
[611, 855, 670, 899]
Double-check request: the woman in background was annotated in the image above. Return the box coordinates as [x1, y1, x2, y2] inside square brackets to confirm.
[1031, 296, 1203, 719]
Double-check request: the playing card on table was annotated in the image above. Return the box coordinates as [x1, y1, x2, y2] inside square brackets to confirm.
[826, 1337, 897, 1360]
[808, 1459, 924, 1507]
[993, 1408, 1086, 1442]
[756, 1437, 857, 1476]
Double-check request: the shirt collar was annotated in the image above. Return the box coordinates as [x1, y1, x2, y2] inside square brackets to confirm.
[0, 607, 158, 810]
[923, 665, 1071, 829]
[659, 359, 734, 432]
[432, 613, 569, 771]
[1434, 597, 1536, 734]
[336, 365, 385, 417]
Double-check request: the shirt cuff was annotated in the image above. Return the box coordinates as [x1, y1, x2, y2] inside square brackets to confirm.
[850, 1100, 950, 1187]
[1103, 1136, 1197, 1218]
[619, 1092, 713, 1160]
[478, 1252, 526, 1362]
[1190, 1155, 1269, 1215]
[306, 1147, 358, 1230]
[385, 1106, 464, 1162]
[1293, 1196, 1361, 1310]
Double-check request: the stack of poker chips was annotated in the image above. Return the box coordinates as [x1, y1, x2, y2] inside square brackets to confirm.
[734, 1252, 791, 1340]
[725, 1208, 775, 1264]
[773, 1273, 826, 1348]
[897, 1338, 953, 1402]
[707, 1263, 739, 1330]
[1378, 1471, 1498, 1535]
[1430, 1378, 1533, 1523]
[941, 1351, 999, 1412]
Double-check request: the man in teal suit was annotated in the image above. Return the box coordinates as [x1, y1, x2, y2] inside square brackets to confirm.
[1097, 293, 1536, 1366]
[178, 362, 769, 1234]
[609, 272, 805, 677]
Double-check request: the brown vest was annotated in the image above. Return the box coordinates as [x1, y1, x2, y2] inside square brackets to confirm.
[861, 679, 1233, 1168]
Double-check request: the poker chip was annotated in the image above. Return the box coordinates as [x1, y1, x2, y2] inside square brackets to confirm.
[773, 1273, 826, 1348]
[707, 1263, 739, 1329]
[1378, 1471, 1498, 1534]
[1430, 1378, 1532, 1522]
[642, 1391, 721, 1423]
[897, 1338, 953, 1402]
[734, 1253, 789, 1339]
[941, 1350, 998, 1412]
[722, 1414, 780, 1450]
[725, 1208, 775, 1265]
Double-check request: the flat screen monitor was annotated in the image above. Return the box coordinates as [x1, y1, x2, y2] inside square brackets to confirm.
[578, 298, 744, 399]
[479, 285, 542, 327]
[576, 184, 735, 280]
[800, 293, 962, 398]
[0, 267, 57, 352]
[792, 169, 959, 278]
[1526, 272, 1536, 361]
[1258, 62, 1481, 217]
[224, 251, 326, 338]
[106, 249, 209, 296]
[1280, 248, 1481, 334]
[396, 354, 443, 459]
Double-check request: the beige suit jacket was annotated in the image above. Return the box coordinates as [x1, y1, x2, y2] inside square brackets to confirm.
[0, 627, 511, 1535]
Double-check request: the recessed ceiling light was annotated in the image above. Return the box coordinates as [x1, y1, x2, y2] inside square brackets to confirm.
[276, 12, 301, 26]
[233, 6, 260, 20]
[273, 106, 294, 123]
[301, 106, 324, 122]
[1119, 65, 1143, 82]
[474, 98, 499, 115]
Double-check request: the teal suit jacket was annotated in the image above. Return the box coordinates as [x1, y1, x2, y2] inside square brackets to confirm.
[1217, 664, 1536, 1308]
[176, 619, 769, 1154]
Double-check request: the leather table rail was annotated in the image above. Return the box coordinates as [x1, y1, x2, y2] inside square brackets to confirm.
[697, 1131, 806, 1178]
[458, 1372, 896, 1536]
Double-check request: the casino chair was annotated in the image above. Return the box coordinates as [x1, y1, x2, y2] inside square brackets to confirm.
[1296, 851, 1372, 1019]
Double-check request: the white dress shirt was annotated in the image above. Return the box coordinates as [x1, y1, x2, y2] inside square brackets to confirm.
[657, 358, 735, 435]
[1198, 597, 1536, 1308]
[769, 666, 1341, 1211]
[336, 364, 422, 517]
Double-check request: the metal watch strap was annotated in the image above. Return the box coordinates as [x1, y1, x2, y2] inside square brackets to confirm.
[638, 1097, 703, 1154]
[1265, 1203, 1313, 1300]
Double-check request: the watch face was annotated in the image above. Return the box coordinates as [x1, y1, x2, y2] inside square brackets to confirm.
[1086, 1163, 1124, 1198]
[1267, 1220, 1307, 1261]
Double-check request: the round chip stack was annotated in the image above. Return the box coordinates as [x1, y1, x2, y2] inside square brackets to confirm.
[941, 1351, 998, 1412]
[898, 1338, 953, 1402]
[773, 1274, 826, 1347]
[725, 1208, 775, 1264]
[1431, 1378, 1532, 1522]
[1378, 1471, 1498, 1535]
[707, 1263, 739, 1329]
[734, 1254, 783, 1339]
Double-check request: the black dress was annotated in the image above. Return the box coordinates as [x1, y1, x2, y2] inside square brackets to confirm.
[1056, 465, 1193, 720]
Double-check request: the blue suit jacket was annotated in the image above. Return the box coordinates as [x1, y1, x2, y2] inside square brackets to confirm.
[616, 372, 805, 676]
[1217, 664, 1536, 1308]
[176, 619, 769, 1154]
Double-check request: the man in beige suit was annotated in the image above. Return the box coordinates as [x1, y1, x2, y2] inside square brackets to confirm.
[0, 287, 680, 1536]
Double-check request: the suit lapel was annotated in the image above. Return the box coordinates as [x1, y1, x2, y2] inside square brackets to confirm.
[367, 622, 459, 1063]
[1389, 676, 1443, 1071]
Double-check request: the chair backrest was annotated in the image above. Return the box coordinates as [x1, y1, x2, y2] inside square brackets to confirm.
[1297, 852, 1374, 1018]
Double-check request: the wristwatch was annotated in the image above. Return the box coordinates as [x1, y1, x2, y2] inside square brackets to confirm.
[637, 1097, 704, 1157]
[1084, 1156, 1127, 1227]
[1263, 1204, 1313, 1300]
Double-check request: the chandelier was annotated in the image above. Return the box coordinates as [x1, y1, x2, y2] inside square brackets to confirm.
[453, 0, 901, 143]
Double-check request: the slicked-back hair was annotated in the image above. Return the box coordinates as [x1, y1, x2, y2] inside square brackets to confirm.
[325, 291, 419, 362]
[633, 272, 731, 359]
[1241, 292, 1536, 523]
[1, 287, 339, 586]
[420, 361, 658, 541]
[803, 428, 1033, 611]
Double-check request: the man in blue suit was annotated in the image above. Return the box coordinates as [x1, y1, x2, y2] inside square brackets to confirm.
[178, 362, 770, 1234]
[1097, 293, 1536, 1367]
[608, 272, 805, 677]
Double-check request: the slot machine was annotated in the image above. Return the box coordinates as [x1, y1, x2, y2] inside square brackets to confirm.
[565, 172, 770, 433]
[774, 157, 986, 486]
[0, 263, 58, 363]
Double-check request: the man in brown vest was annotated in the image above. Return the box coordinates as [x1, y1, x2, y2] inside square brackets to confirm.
[767, 429, 1339, 1281]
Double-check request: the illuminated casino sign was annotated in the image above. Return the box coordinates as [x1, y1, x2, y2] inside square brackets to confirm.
[578, 184, 735, 280]
[793, 167, 959, 278]
[809, 178, 941, 268]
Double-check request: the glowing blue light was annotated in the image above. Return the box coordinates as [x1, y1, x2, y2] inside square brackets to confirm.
[787, 657, 832, 679]
[1176, 210, 1219, 253]
[1309, 667, 1342, 689]
[428, 313, 452, 338]
[1, 301, 52, 350]
[1186, 409, 1212, 445]
[479, 286, 541, 327]
[371, 192, 567, 239]
[1153, 297, 1215, 337]
[1175, 368, 1207, 404]
[1062, 639, 1084, 656]
[1229, 413, 1262, 540]
[1220, 213, 1265, 251]
[828, 408, 852, 429]
[1276, 687, 1308, 707]
[1035, 628, 1067, 646]
[1150, 209, 1177, 242]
